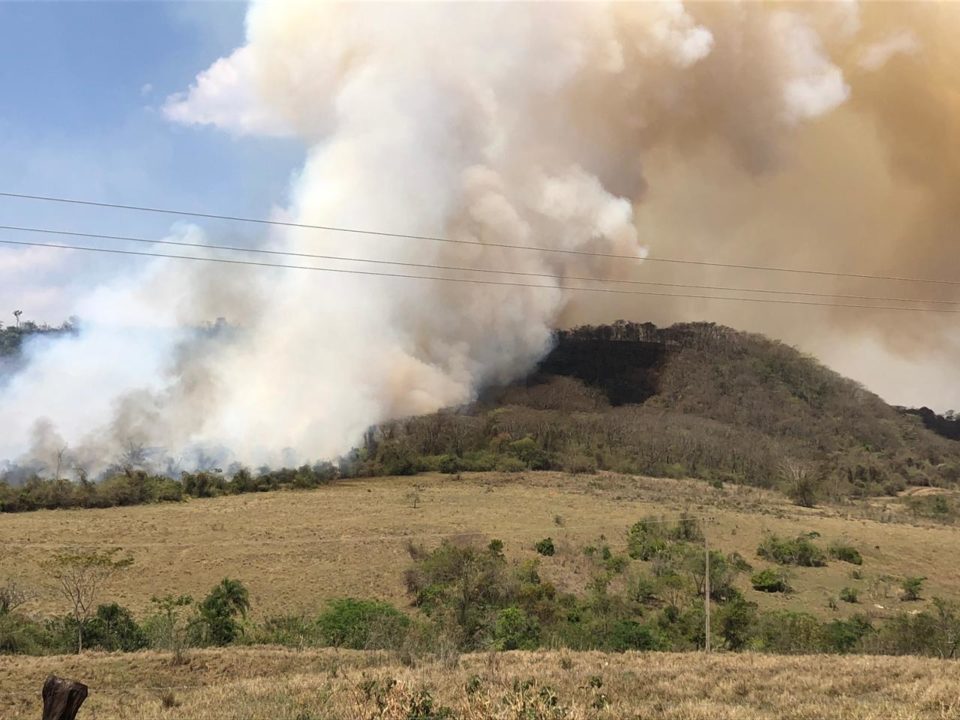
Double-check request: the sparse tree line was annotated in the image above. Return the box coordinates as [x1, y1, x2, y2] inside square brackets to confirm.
[0, 315, 77, 358]
[3, 517, 958, 660]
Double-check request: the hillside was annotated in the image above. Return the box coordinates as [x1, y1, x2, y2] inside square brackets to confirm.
[364, 322, 960, 501]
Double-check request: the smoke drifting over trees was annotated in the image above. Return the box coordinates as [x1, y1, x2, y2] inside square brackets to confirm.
[2, 2, 959, 473]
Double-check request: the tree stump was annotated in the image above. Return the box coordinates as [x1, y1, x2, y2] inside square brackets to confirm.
[41, 676, 88, 720]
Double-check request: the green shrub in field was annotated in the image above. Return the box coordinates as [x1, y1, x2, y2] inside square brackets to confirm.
[753, 610, 824, 654]
[562, 454, 598, 474]
[195, 578, 250, 646]
[603, 619, 660, 652]
[823, 615, 873, 654]
[757, 534, 827, 567]
[85, 603, 148, 651]
[534, 538, 555, 557]
[0, 613, 50, 654]
[495, 456, 527, 473]
[751, 568, 790, 593]
[901, 577, 925, 602]
[829, 541, 863, 565]
[437, 454, 461, 474]
[492, 606, 540, 650]
[626, 515, 702, 560]
[840, 587, 859, 604]
[316, 598, 410, 650]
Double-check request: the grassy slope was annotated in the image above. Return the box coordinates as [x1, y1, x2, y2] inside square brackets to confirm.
[2, 646, 959, 720]
[3, 472, 960, 622]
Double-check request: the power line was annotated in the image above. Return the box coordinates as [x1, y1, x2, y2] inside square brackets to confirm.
[3, 223, 958, 307]
[3, 236, 959, 314]
[2, 190, 958, 288]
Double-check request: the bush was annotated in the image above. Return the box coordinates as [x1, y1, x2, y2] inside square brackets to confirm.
[495, 456, 527, 473]
[0, 613, 49, 654]
[437, 454, 461, 474]
[757, 534, 827, 567]
[84, 603, 148, 651]
[901, 577, 925, 602]
[196, 578, 250, 646]
[753, 611, 824, 654]
[534, 538, 555, 557]
[829, 541, 863, 565]
[751, 568, 790, 593]
[316, 598, 410, 650]
[492, 607, 540, 650]
[823, 615, 872, 653]
[839, 587, 859, 604]
[561, 454, 597, 475]
[603, 619, 660, 652]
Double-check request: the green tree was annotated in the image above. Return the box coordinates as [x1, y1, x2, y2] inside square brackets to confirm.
[197, 578, 250, 645]
[492, 606, 540, 650]
[901, 576, 925, 602]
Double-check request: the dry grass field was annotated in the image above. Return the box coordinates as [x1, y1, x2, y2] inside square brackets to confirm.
[2, 472, 959, 622]
[3, 646, 960, 720]
[0, 473, 960, 617]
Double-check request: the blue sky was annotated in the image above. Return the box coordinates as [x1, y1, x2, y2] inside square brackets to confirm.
[0, 1, 300, 324]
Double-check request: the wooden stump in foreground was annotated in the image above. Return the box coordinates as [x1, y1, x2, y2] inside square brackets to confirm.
[41, 676, 88, 720]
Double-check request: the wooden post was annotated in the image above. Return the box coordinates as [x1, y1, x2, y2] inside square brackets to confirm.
[42, 676, 88, 720]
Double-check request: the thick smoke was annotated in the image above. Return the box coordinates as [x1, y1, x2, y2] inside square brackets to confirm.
[2, 1, 959, 476]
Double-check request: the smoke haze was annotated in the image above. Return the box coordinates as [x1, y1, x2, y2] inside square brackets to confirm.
[2, 1, 959, 476]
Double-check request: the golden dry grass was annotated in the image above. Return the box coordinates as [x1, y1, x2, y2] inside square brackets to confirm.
[2, 472, 959, 622]
[3, 646, 960, 720]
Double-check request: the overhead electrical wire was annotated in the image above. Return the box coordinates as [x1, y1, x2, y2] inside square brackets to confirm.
[2, 236, 959, 314]
[1, 190, 958, 287]
[2, 223, 958, 307]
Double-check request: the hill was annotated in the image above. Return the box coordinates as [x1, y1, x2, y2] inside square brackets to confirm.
[362, 322, 960, 501]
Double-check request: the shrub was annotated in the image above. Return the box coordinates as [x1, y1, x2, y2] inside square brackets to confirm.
[603, 619, 659, 652]
[717, 596, 758, 651]
[0, 613, 49, 654]
[83, 603, 147, 651]
[753, 611, 824, 654]
[901, 577, 925, 602]
[757, 534, 827, 567]
[196, 578, 250, 646]
[495, 456, 527, 473]
[437, 454, 461, 474]
[492, 607, 540, 650]
[823, 615, 873, 653]
[839, 587, 859, 604]
[534, 538, 555, 557]
[829, 541, 863, 565]
[562, 454, 597, 474]
[751, 568, 790, 593]
[316, 598, 410, 650]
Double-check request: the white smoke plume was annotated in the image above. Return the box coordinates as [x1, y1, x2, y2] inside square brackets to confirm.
[3, 1, 959, 476]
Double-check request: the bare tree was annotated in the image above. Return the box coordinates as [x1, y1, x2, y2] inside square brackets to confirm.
[12, 309, 22, 328]
[0, 580, 31, 614]
[43, 548, 134, 652]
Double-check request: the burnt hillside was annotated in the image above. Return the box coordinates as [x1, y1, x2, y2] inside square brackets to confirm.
[901, 407, 960, 441]
[375, 321, 960, 498]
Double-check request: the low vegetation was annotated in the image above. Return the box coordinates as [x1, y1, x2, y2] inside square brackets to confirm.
[2, 512, 958, 660]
